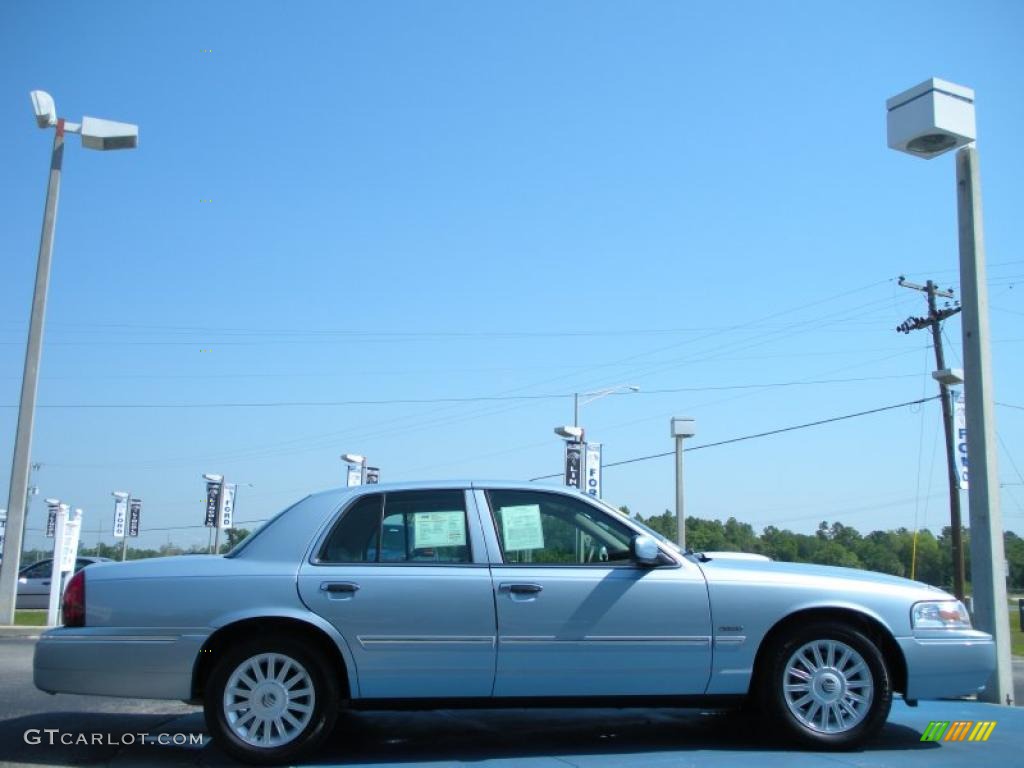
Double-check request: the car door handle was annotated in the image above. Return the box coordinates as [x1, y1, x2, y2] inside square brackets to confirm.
[321, 581, 360, 594]
[41, 581, 50, 586]
[500, 583, 543, 595]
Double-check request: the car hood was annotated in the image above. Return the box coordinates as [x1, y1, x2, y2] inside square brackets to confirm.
[696, 555, 951, 598]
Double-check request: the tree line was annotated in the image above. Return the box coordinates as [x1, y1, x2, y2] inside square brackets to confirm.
[629, 507, 1024, 592]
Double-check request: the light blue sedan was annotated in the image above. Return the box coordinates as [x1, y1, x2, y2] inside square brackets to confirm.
[34, 481, 995, 764]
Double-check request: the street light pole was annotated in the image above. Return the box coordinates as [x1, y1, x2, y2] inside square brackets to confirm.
[956, 146, 1013, 705]
[670, 417, 696, 551]
[886, 78, 1013, 705]
[675, 436, 686, 550]
[0, 92, 138, 625]
[0, 122, 64, 625]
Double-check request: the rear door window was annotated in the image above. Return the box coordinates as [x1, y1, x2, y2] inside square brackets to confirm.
[318, 490, 471, 564]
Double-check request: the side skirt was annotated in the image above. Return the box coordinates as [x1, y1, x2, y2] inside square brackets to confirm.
[349, 694, 747, 711]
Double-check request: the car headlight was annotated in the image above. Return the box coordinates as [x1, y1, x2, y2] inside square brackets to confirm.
[911, 600, 972, 630]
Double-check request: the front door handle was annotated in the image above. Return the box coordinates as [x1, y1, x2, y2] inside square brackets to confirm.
[321, 581, 360, 594]
[500, 583, 543, 595]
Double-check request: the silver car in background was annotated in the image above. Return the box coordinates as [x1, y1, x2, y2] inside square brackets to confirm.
[16, 556, 111, 609]
[34, 481, 995, 764]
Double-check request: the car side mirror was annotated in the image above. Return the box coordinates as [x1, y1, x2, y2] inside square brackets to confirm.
[632, 534, 661, 566]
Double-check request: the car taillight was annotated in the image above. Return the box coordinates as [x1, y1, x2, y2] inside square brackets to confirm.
[62, 570, 85, 627]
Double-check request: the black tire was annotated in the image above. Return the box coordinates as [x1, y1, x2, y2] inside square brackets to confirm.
[204, 633, 340, 765]
[755, 621, 892, 750]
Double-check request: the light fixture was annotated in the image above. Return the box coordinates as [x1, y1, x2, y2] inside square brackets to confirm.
[886, 78, 975, 159]
[30, 90, 56, 128]
[670, 417, 697, 438]
[554, 426, 584, 440]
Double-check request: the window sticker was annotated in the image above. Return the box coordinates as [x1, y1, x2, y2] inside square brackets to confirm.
[412, 510, 466, 549]
[500, 504, 545, 551]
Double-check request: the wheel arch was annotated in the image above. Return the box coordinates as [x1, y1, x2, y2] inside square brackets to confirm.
[750, 606, 907, 695]
[190, 614, 356, 703]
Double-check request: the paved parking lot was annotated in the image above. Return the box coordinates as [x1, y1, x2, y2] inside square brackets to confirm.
[2, 638, 1022, 767]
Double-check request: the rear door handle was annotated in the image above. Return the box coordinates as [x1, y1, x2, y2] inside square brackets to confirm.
[321, 581, 360, 594]
[500, 583, 543, 595]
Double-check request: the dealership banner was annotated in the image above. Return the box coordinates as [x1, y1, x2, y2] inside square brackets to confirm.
[954, 391, 968, 490]
[128, 499, 142, 537]
[204, 481, 222, 527]
[112, 498, 127, 538]
[219, 485, 235, 530]
[59, 510, 82, 573]
[46, 501, 60, 538]
[0, 510, 6, 552]
[346, 465, 363, 487]
[584, 442, 602, 498]
[564, 441, 583, 488]
[365, 467, 380, 485]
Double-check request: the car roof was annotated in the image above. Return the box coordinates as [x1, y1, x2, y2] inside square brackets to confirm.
[309, 479, 582, 496]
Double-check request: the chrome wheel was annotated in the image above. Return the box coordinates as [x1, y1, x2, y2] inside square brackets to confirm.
[223, 652, 315, 748]
[783, 638, 874, 734]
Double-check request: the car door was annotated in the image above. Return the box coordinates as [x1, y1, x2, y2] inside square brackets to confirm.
[17, 560, 54, 609]
[481, 488, 713, 698]
[297, 488, 497, 699]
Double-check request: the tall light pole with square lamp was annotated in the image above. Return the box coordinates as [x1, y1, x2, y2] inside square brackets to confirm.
[0, 92, 138, 624]
[671, 418, 696, 550]
[886, 78, 1013, 704]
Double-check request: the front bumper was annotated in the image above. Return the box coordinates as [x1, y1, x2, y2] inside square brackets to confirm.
[34, 627, 208, 700]
[898, 629, 995, 700]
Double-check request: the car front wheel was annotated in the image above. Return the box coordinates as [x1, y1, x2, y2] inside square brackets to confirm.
[757, 622, 892, 749]
[204, 635, 339, 764]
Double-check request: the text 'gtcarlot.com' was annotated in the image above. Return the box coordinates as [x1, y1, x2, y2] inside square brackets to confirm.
[24, 729, 205, 747]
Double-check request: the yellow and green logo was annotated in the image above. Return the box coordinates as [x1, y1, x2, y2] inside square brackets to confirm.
[921, 721, 997, 742]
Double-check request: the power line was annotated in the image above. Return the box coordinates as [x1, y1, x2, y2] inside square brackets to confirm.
[0, 373, 925, 410]
[529, 395, 941, 480]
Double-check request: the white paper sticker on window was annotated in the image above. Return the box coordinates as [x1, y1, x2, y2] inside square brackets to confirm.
[501, 504, 544, 551]
[413, 510, 466, 549]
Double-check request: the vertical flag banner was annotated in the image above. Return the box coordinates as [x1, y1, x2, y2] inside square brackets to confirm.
[205, 481, 222, 527]
[346, 465, 363, 488]
[564, 441, 583, 488]
[0, 510, 6, 552]
[46, 502, 59, 538]
[60, 510, 82, 573]
[954, 391, 968, 490]
[365, 467, 380, 485]
[128, 499, 142, 537]
[112, 499, 127, 539]
[584, 443, 603, 498]
[219, 484, 235, 530]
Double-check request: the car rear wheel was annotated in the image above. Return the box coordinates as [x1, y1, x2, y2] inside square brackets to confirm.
[204, 635, 339, 764]
[757, 621, 892, 749]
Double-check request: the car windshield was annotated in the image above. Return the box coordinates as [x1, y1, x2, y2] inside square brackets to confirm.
[590, 497, 683, 553]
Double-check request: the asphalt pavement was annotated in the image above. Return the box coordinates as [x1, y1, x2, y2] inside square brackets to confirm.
[2, 637, 1023, 768]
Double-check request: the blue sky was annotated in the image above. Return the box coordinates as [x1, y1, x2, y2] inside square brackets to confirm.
[1, 1, 1023, 552]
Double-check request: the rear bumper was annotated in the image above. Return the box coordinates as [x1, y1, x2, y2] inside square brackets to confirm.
[898, 630, 995, 700]
[34, 627, 208, 700]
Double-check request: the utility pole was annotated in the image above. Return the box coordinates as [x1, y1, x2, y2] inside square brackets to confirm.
[896, 277, 965, 600]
